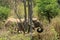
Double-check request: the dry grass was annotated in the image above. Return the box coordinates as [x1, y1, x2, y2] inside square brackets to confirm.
[51, 16, 60, 34]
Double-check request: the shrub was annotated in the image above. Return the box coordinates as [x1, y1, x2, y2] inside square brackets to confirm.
[0, 6, 10, 21]
[36, 0, 59, 23]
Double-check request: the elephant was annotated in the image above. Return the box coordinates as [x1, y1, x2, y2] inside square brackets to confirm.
[27, 19, 44, 33]
[5, 17, 25, 34]
[5, 17, 43, 34]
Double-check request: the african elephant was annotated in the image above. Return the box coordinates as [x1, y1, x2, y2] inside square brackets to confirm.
[5, 17, 43, 33]
[5, 17, 25, 33]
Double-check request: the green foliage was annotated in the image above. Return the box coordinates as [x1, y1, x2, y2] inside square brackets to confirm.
[10, 34, 30, 40]
[0, 6, 10, 21]
[0, 21, 5, 29]
[36, 0, 59, 22]
[0, 32, 30, 40]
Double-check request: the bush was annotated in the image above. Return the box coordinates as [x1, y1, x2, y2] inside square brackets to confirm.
[36, 0, 59, 23]
[0, 6, 10, 21]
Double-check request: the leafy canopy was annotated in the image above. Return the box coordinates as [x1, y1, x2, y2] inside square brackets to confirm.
[36, 0, 59, 22]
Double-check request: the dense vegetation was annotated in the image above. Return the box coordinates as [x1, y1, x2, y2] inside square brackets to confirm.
[0, 0, 60, 40]
[0, 0, 10, 21]
[36, 0, 59, 23]
[0, 6, 10, 21]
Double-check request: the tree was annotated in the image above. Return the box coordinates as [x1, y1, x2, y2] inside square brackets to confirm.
[28, 0, 33, 40]
[23, 0, 28, 32]
[36, 0, 59, 23]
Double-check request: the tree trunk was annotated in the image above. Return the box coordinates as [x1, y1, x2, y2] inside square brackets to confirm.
[28, 0, 33, 40]
[23, 0, 28, 32]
